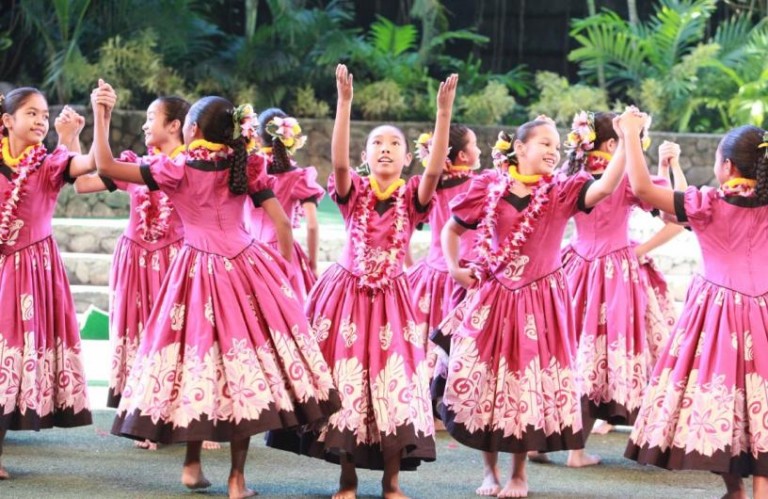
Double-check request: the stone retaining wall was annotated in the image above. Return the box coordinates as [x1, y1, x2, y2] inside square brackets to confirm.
[49, 106, 720, 218]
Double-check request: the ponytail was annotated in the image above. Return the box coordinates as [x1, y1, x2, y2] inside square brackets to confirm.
[227, 136, 248, 195]
[755, 130, 768, 204]
[269, 136, 293, 174]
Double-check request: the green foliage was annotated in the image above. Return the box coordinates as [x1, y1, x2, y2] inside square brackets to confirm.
[355, 80, 408, 120]
[528, 72, 609, 126]
[72, 30, 187, 108]
[291, 85, 330, 118]
[457, 81, 515, 126]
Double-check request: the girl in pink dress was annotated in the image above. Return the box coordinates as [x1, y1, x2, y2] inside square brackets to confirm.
[622, 115, 768, 497]
[91, 81, 339, 498]
[0, 88, 98, 479]
[281, 65, 455, 499]
[558, 112, 685, 462]
[244, 108, 324, 303]
[434, 113, 630, 498]
[74, 96, 189, 414]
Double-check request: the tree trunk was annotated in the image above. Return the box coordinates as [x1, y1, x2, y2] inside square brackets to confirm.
[587, 0, 606, 89]
[245, 0, 258, 39]
[627, 0, 639, 25]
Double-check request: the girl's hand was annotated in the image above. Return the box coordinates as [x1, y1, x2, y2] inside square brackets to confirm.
[55, 106, 85, 137]
[618, 107, 647, 136]
[91, 79, 117, 118]
[658, 140, 681, 169]
[612, 115, 624, 139]
[450, 267, 477, 289]
[436, 73, 459, 111]
[336, 64, 353, 103]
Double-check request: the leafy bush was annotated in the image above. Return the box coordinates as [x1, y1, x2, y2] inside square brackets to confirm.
[355, 80, 408, 120]
[457, 81, 515, 125]
[528, 72, 609, 126]
[291, 85, 330, 118]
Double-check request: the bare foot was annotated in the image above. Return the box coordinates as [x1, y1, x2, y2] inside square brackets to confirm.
[228, 472, 257, 498]
[332, 486, 357, 499]
[566, 449, 601, 468]
[134, 439, 158, 450]
[202, 440, 221, 450]
[498, 477, 528, 498]
[526, 451, 551, 464]
[181, 462, 211, 490]
[383, 490, 410, 499]
[476, 466, 501, 496]
[591, 421, 614, 435]
[0, 464, 9, 480]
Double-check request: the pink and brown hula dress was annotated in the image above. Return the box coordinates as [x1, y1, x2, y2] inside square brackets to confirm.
[111, 150, 339, 443]
[626, 186, 768, 476]
[433, 169, 594, 453]
[0, 144, 91, 431]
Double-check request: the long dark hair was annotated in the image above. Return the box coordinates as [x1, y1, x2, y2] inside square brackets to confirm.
[258, 107, 292, 174]
[187, 96, 248, 195]
[720, 125, 768, 204]
[447, 124, 471, 164]
[1, 87, 46, 137]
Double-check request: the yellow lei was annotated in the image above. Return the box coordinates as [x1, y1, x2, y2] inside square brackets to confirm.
[187, 139, 226, 152]
[152, 144, 186, 159]
[722, 177, 757, 189]
[1, 137, 40, 170]
[259, 146, 273, 155]
[370, 176, 405, 201]
[449, 165, 472, 172]
[588, 150, 613, 162]
[508, 165, 542, 185]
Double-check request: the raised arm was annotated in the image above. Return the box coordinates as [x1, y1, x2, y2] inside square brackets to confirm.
[621, 110, 676, 215]
[331, 64, 353, 198]
[55, 106, 85, 153]
[582, 117, 627, 208]
[73, 173, 108, 194]
[418, 74, 458, 206]
[91, 80, 145, 184]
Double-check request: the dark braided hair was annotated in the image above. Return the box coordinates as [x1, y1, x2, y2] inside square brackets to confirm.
[258, 107, 292, 174]
[564, 111, 617, 176]
[155, 96, 190, 142]
[1, 87, 46, 137]
[187, 96, 248, 195]
[447, 124, 471, 164]
[719, 125, 768, 204]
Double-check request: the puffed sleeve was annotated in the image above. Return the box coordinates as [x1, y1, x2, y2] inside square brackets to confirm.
[555, 170, 595, 217]
[139, 154, 185, 194]
[246, 153, 277, 206]
[626, 174, 670, 212]
[44, 146, 76, 191]
[675, 186, 716, 231]
[293, 166, 326, 205]
[450, 170, 500, 230]
[329, 170, 364, 220]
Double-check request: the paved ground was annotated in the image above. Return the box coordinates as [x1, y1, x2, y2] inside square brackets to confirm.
[1, 410, 743, 498]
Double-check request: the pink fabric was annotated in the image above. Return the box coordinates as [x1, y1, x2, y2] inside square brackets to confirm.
[433, 170, 591, 453]
[111, 154, 338, 443]
[244, 165, 324, 302]
[299, 171, 436, 470]
[105, 153, 185, 407]
[0, 146, 91, 430]
[627, 186, 768, 475]
[563, 175, 673, 424]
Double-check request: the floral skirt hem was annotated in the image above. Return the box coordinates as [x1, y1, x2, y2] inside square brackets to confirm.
[266, 424, 436, 471]
[0, 406, 92, 432]
[112, 395, 339, 444]
[585, 396, 638, 426]
[625, 442, 768, 476]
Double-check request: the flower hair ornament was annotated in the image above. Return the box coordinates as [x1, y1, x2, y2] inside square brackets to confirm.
[414, 131, 454, 169]
[759, 130, 768, 160]
[265, 115, 307, 155]
[565, 111, 596, 161]
[491, 131, 515, 169]
[233, 104, 259, 152]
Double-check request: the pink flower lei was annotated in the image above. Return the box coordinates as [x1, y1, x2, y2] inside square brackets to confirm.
[0, 141, 47, 246]
[350, 178, 410, 291]
[472, 172, 553, 279]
